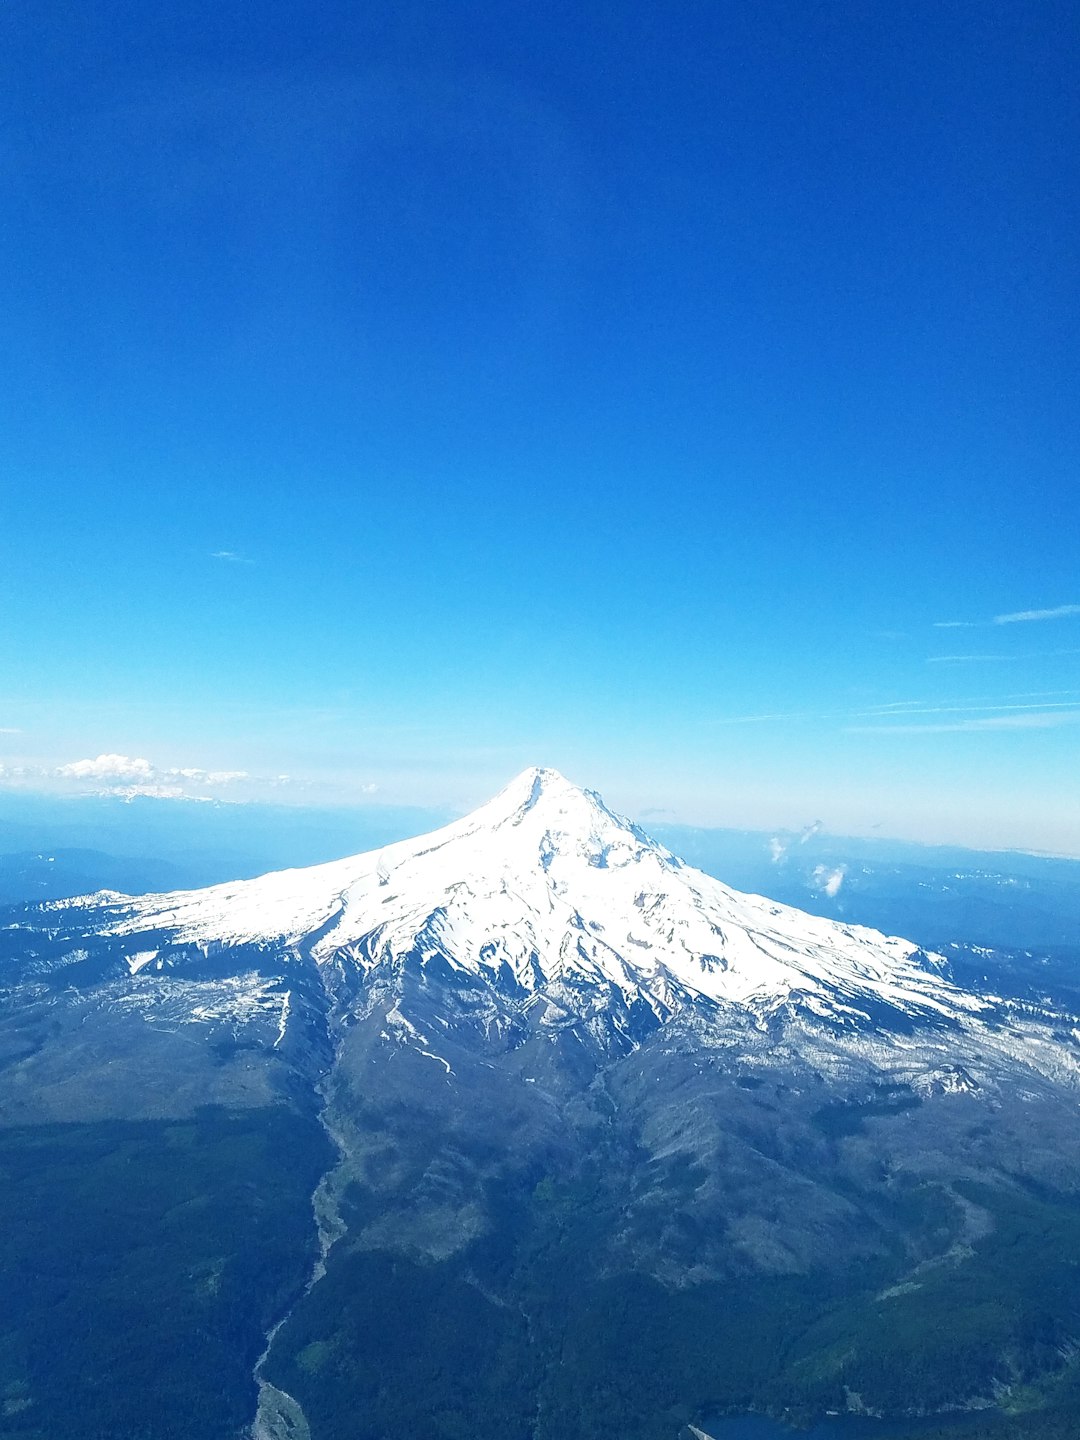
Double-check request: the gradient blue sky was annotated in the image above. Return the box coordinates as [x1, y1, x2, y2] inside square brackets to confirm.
[1, 1, 1078, 853]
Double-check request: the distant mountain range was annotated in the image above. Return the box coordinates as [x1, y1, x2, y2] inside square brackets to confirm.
[3, 769, 1080, 1440]
[652, 822, 1080, 953]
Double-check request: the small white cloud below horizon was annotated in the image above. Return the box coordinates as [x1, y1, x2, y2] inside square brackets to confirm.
[0, 753, 391, 804]
[45, 752, 252, 797]
[45, 754, 256, 798]
[811, 863, 847, 898]
[56, 754, 157, 782]
[768, 820, 824, 863]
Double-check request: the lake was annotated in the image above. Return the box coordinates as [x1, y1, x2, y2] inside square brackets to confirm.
[697, 1410, 994, 1440]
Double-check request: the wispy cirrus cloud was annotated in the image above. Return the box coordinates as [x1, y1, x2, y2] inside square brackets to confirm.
[707, 692, 1080, 729]
[859, 700, 1080, 719]
[704, 692, 1080, 736]
[209, 550, 255, 565]
[933, 603, 1080, 629]
[994, 604, 1080, 625]
[848, 709, 1080, 735]
[928, 649, 1080, 664]
[710, 710, 818, 726]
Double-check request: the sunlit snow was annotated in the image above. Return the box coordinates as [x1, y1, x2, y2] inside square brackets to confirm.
[96, 767, 985, 1027]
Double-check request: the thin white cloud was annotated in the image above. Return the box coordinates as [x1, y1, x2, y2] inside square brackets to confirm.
[926, 654, 1013, 664]
[210, 550, 255, 565]
[973, 710, 1080, 728]
[994, 604, 1080, 625]
[859, 700, 1080, 719]
[848, 710, 1080, 734]
[929, 648, 1080, 664]
[1005, 688, 1080, 699]
[709, 694, 1080, 729]
[933, 604, 1080, 630]
[0, 727, 21, 734]
[709, 710, 816, 726]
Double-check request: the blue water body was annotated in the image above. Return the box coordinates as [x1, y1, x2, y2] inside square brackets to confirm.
[700, 1412, 992, 1440]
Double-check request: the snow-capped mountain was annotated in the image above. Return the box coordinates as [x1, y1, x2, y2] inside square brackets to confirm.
[29, 766, 1080, 1088]
[74, 766, 979, 1023]
[25, 765, 1076, 1103]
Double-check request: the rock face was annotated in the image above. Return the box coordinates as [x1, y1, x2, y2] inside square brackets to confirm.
[5, 768, 1080, 1436]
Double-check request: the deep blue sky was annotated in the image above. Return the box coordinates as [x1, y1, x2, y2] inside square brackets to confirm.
[1, 1, 1078, 852]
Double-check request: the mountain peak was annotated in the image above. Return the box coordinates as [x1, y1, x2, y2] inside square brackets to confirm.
[479, 764, 574, 813]
[468, 766, 625, 837]
[503, 765, 569, 794]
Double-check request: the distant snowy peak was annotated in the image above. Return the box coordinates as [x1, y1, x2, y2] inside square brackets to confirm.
[90, 767, 981, 1026]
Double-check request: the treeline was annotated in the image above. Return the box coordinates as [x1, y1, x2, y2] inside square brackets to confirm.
[0, 1107, 332, 1439]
